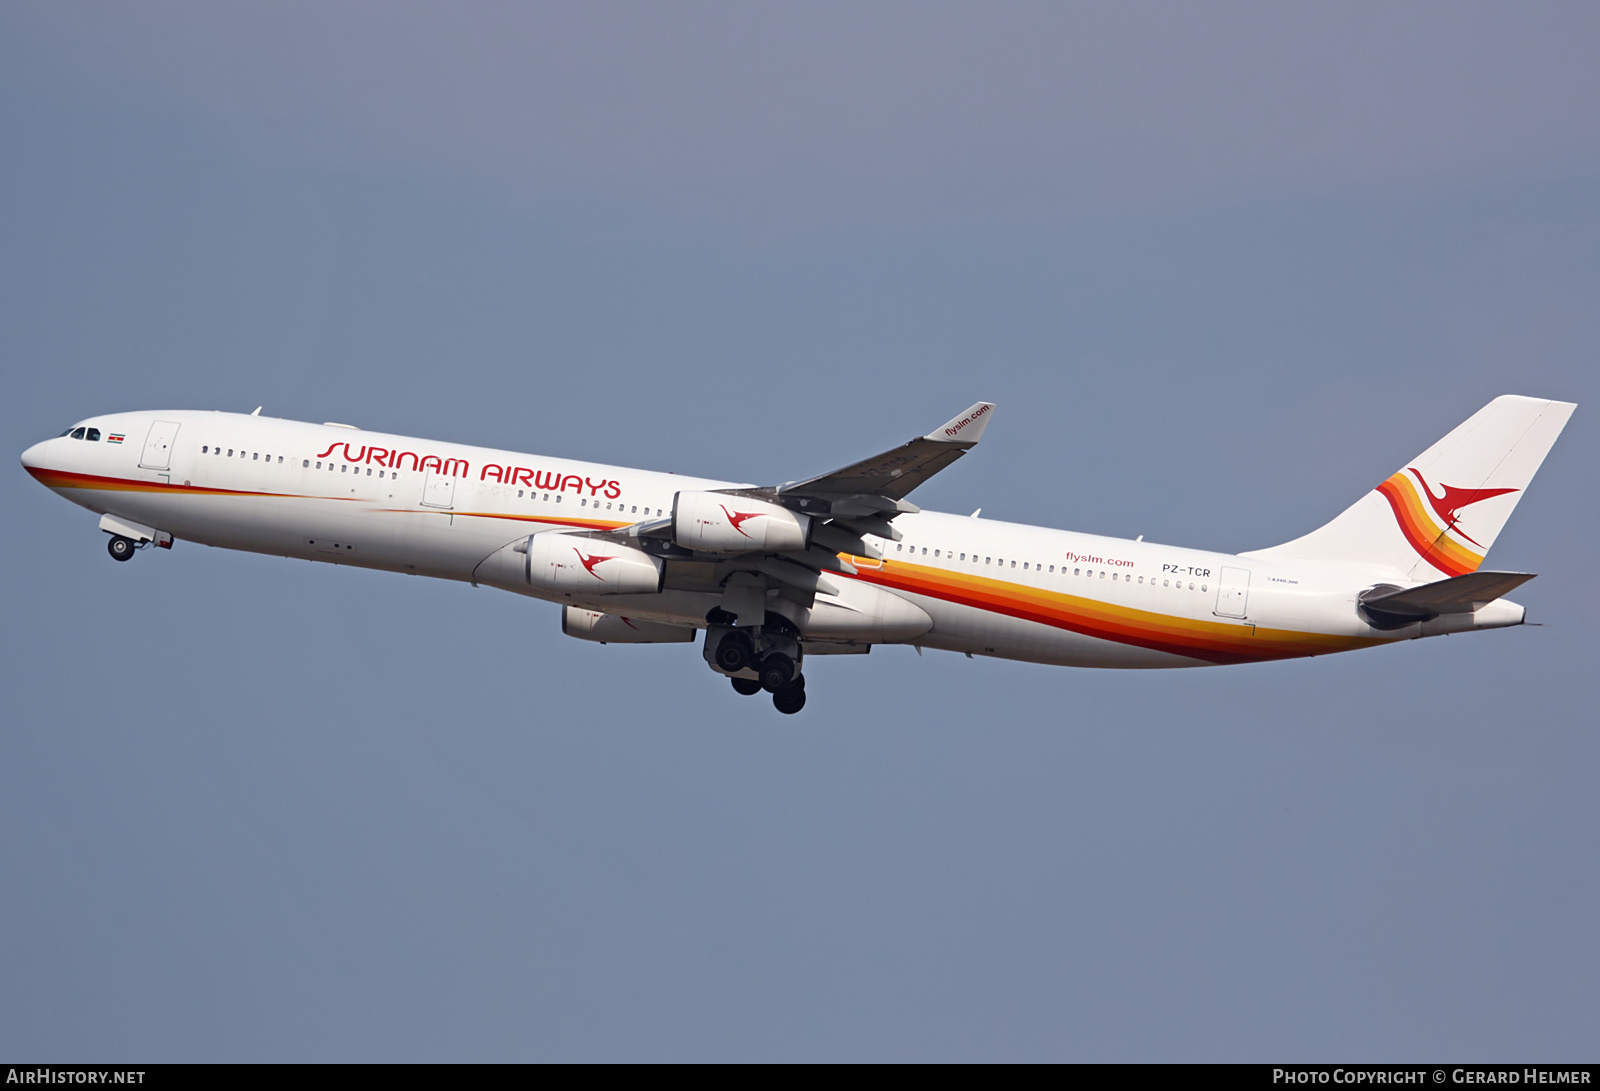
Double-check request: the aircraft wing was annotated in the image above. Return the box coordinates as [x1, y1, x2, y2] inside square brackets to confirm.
[772, 401, 996, 503]
[551, 403, 994, 624]
[716, 401, 995, 539]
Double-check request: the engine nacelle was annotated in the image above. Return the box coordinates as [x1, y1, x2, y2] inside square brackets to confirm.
[562, 607, 695, 643]
[527, 531, 663, 595]
[673, 492, 810, 553]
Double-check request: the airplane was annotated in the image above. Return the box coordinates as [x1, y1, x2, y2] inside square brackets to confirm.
[20, 395, 1575, 714]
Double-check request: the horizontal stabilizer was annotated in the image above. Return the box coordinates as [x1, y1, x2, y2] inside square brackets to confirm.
[1359, 570, 1535, 627]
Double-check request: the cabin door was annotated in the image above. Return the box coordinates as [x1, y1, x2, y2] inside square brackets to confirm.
[1214, 566, 1252, 618]
[139, 421, 181, 470]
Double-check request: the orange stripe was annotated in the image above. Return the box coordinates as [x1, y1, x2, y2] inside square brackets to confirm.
[1375, 473, 1482, 577]
[848, 560, 1378, 665]
[414, 508, 630, 532]
[30, 467, 638, 532]
[26, 466, 316, 501]
[32, 466, 1381, 661]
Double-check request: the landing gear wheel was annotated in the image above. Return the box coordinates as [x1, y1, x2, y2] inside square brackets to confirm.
[715, 631, 756, 673]
[107, 535, 136, 562]
[758, 653, 796, 693]
[730, 676, 763, 697]
[772, 678, 806, 715]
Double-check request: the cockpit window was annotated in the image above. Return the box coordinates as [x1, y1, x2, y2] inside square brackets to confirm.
[85, 428, 101, 442]
[70, 427, 86, 440]
[59, 428, 73, 437]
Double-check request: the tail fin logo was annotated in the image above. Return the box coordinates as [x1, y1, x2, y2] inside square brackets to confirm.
[1410, 469, 1518, 548]
[1376, 469, 1519, 577]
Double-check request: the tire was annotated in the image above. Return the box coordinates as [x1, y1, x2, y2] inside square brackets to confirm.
[772, 683, 807, 715]
[714, 631, 755, 673]
[758, 653, 795, 694]
[107, 535, 136, 562]
[730, 676, 763, 697]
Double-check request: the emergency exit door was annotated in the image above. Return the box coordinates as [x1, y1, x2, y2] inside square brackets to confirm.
[421, 470, 456, 509]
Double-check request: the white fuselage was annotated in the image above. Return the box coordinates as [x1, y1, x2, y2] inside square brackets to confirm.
[22, 410, 1526, 670]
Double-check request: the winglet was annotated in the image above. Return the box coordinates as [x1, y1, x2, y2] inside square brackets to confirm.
[925, 402, 995, 445]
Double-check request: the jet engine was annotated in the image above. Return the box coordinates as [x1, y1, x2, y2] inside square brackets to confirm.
[562, 607, 696, 643]
[673, 491, 809, 553]
[526, 531, 663, 595]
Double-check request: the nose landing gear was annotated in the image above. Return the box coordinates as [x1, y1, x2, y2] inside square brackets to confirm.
[107, 535, 136, 562]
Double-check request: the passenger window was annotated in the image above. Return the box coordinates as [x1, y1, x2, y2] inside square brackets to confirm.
[316, 461, 322, 469]
[1100, 571, 1106, 579]
[1022, 562, 1028, 570]
[555, 495, 561, 503]
[366, 468, 372, 476]
[228, 449, 234, 456]
[934, 550, 940, 558]
[203, 445, 210, 454]
[70, 428, 85, 440]
[1074, 568, 1080, 576]
[253, 453, 259, 460]
[277, 456, 283, 464]
[1112, 572, 1118, 581]
[985, 557, 991, 564]
[303, 460, 310, 468]
[1201, 584, 1207, 592]
[341, 465, 347, 473]
[1010, 560, 1016, 568]
[581, 498, 587, 506]
[631, 506, 638, 514]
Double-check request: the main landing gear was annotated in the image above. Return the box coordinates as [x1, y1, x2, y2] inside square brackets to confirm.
[107, 535, 136, 562]
[708, 614, 808, 715]
[727, 668, 806, 713]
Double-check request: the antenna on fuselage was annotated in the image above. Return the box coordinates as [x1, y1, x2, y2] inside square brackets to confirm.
[251, 406, 262, 416]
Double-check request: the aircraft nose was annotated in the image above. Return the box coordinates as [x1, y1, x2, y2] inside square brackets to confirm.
[20, 439, 54, 473]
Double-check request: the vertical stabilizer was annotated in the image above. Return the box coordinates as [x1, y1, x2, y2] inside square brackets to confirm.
[1244, 395, 1576, 577]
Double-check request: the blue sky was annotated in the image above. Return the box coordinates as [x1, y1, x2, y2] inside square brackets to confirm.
[2, 3, 1597, 1060]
